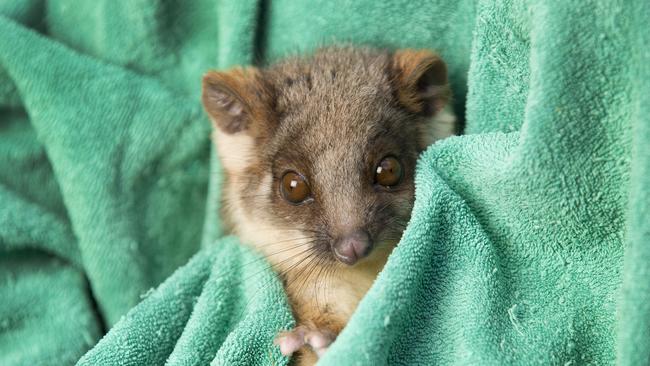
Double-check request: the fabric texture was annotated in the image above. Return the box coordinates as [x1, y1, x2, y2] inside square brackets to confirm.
[0, 0, 648, 365]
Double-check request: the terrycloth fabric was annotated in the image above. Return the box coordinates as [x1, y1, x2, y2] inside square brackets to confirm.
[0, 1, 218, 363]
[1, 1, 648, 366]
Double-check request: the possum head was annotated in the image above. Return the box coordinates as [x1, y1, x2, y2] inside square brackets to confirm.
[202, 47, 450, 270]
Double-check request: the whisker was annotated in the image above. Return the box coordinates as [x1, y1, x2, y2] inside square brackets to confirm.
[233, 248, 316, 321]
[254, 236, 314, 248]
[312, 253, 330, 310]
[203, 239, 318, 299]
[290, 252, 325, 298]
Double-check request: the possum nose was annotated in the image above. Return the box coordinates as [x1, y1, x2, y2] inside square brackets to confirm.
[333, 229, 372, 265]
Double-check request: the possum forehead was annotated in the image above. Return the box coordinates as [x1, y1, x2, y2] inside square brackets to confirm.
[268, 47, 394, 112]
[262, 49, 422, 171]
[254, 57, 420, 201]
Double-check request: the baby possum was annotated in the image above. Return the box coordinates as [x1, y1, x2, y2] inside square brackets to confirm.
[201, 46, 453, 364]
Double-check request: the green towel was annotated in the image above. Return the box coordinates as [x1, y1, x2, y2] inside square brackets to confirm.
[1, 0, 648, 365]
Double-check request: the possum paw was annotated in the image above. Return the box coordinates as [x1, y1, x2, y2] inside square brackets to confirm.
[274, 326, 336, 358]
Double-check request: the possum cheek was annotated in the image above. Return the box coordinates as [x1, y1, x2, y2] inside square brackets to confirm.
[375, 197, 414, 244]
[240, 173, 274, 216]
[213, 129, 256, 174]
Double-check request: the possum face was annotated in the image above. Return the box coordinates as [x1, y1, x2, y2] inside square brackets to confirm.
[202, 47, 450, 269]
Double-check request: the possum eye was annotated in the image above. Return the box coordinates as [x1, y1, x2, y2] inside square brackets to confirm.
[281, 171, 312, 204]
[375, 156, 403, 187]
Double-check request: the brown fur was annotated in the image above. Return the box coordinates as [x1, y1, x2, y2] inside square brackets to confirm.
[201, 46, 453, 364]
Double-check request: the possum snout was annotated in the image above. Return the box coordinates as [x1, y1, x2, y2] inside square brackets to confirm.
[332, 229, 373, 265]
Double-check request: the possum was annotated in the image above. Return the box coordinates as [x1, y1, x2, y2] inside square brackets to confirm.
[201, 46, 454, 365]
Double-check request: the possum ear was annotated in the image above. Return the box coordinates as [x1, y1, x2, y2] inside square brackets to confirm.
[202, 67, 275, 135]
[202, 68, 276, 173]
[392, 49, 451, 116]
